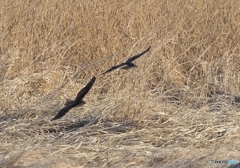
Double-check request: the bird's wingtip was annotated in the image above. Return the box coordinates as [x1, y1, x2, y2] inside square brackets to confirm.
[51, 115, 60, 121]
[92, 76, 97, 81]
[51, 116, 60, 121]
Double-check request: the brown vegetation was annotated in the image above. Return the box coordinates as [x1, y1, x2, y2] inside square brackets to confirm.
[1, 0, 240, 167]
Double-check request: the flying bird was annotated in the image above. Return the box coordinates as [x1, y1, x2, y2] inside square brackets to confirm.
[101, 46, 151, 74]
[51, 76, 96, 121]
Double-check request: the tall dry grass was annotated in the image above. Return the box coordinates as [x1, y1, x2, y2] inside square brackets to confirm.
[1, 0, 240, 167]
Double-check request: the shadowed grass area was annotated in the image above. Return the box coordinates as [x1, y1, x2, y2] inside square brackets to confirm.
[1, 0, 240, 167]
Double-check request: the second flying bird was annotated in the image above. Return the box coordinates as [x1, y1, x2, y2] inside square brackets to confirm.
[101, 46, 151, 74]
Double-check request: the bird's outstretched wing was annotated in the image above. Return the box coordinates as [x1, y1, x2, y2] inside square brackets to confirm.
[51, 103, 76, 121]
[101, 63, 127, 74]
[74, 76, 96, 104]
[126, 46, 151, 63]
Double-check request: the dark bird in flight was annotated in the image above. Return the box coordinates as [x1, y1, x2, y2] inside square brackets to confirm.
[51, 76, 96, 121]
[101, 46, 151, 74]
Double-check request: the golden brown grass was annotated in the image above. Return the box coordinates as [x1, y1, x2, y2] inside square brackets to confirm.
[1, 0, 240, 167]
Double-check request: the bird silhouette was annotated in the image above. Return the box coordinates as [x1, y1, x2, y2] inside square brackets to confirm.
[101, 46, 151, 74]
[51, 76, 96, 121]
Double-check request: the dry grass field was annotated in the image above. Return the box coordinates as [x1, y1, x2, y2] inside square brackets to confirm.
[1, 0, 240, 167]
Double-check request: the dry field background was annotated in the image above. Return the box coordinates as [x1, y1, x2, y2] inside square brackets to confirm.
[1, 0, 240, 167]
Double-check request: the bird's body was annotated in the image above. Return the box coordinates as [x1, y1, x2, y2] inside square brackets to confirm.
[120, 62, 137, 69]
[51, 76, 96, 121]
[65, 99, 85, 107]
[101, 46, 151, 74]
[65, 99, 74, 106]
